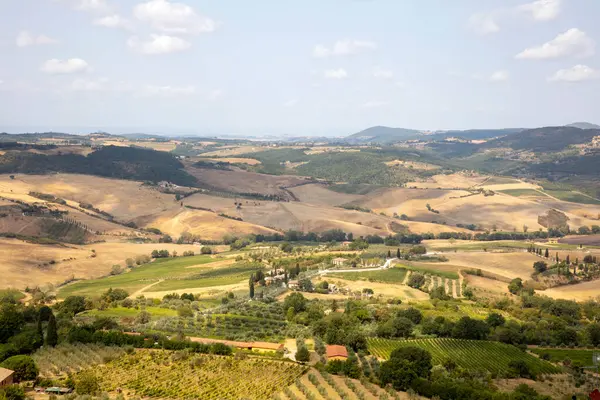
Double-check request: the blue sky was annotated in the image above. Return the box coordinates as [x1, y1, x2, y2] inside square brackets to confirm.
[0, 0, 599, 136]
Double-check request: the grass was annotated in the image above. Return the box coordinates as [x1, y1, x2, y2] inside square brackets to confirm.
[403, 265, 459, 280]
[0, 288, 25, 301]
[427, 241, 533, 252]
[328, 267, 408, 283]
[499, 189, 547, 197]
[80, 306, 177, 320]
[367, 338, 560, 376]
[58, 255, 214, 298]
[485, 176, 520, 185]
[530, 348, 598, 366]
[543, 190, 600, 205]
[150, 263, 263, 291]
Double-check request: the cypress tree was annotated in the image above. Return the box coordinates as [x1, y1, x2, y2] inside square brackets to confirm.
[396, 248, 401, 258]
[544, 248, 549, 258]
[387, 250, 391, 258]
[249, 275, 255, 299]
[46, 313, 58, 347]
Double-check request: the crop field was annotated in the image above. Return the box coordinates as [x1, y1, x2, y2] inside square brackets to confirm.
[544, 190, 600, 205]
[149, 262, 263, 291]
[499, 189, 547, 198]
[328, 267, 408, 283]
[276, 369, 414, 400]
[58, 254, 215, 298]
[81, 306, 178, 320]
[34, 343, 127, 378]
[0, 238, 200, 290]
[84, 349, 306, 400]
[530, 348, 598, 366]
[367, 338, 560, 376]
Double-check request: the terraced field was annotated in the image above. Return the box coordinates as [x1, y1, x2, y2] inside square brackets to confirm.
[367, 338, 560, 376]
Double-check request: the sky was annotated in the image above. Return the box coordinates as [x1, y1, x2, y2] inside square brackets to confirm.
[0, 0, 599, 136]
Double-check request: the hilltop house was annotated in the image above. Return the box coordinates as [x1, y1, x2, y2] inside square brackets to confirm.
[0, 368, 14, 387]
[326, 345, 348, 361]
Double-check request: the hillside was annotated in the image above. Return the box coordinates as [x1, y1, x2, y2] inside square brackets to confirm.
[567, 122, 600, 130]
[346, 126, 423, 143]
[487, 126, 600, 152]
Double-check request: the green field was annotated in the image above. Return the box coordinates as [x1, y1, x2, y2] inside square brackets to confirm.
[328, 267, 408, 283]
[150, 263, 262, 291]
[403, 265, 459, 280]
[499, 189, 547, 198]
[530, 348, 598, 366]
[80, 306, 178, 320]
[543, 190, 600, 205]
[367, 338, 560, 376]
[58, 255, 215, 298]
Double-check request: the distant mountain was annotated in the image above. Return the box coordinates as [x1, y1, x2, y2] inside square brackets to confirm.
[487, 126, 600, 152]
[425, 128, 524, 141]
[347, 126, 423, 144]
[567, 122, 600, 130]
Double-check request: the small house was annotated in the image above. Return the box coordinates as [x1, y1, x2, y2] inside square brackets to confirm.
[288, 280, 299, 289]
[326, 345, 348, 361]
[332, 258, 346, 266]
[0, 368, 14, 387]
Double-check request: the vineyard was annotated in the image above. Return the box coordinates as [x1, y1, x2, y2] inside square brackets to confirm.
[367, 338, 560, 376]
[33, 343, 128, 378]
[83, 349, 306, 399]
[275, 368, 413, 400]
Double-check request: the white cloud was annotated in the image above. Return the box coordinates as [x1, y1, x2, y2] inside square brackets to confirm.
[208, 89, 223, 100]
[468, 13, 500, 35]
[16, 31, 58, 47]
[373, 67, 394, 80]
[143, 85, 196, 96]
[362, 100, 389, 108]
[518, 0, 560, 21]
[489, 70, 509, 82]
[71, 77, 109, 91]
[324, 69, 348, 79]
[74, 0, 110, 13]
[516, 28, 595, 60]
[313, 40, 376, 58]
[93, 15, 133, 30]
[127, 35, 191, 55]
[283, 99, 298, 107]
[312, 45, 330, 58]
[549, 65, 600, 82]
[133, 0, 217, 35]
[41, 58, 90, 74]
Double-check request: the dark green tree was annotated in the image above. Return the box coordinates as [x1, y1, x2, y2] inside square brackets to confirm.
[396, 248, 401, 258]
[544, 248, 549, 258]
[508, 278, 523, 294]
[249, 276, 255, 299]
[486, 312, 506, 328]
[0, 356, 38, 382]
[533, 261, 548, 273]
[296, 345, 310, 363]
[45, 313, 58, 347]
[379, 347, 432, 391]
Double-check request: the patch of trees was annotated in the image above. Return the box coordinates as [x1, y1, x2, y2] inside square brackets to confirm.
[151, 249, 170, 258]
[192, 160, 232, 170]
[0, 146, 198, 186]
[218, 213, 243, 221]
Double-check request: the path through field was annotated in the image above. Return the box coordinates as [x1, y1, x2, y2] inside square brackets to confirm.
[128, 280, 164, 299]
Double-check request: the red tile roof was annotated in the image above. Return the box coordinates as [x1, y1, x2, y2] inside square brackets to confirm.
[326, 345, 348, 358]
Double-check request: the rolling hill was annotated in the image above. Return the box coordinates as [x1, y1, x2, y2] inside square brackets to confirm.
[486, 126, 600, 152]
[346, 126, 423, 144]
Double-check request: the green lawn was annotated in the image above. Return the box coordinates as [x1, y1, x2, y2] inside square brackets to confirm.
[543, 190, 600, 205]
[150, 263, 262, 291]
[530, 348, 598, 366]
[403, 265, 459, 280]
[499, 189, 547, 198]
[80, 306, 177, 320]
[368, 338, 560, 376]
[328, 267, 408, 283]
[58, 255, 215, 298]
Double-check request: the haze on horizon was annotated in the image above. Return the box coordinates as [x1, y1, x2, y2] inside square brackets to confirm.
[1, 0, 599, 136]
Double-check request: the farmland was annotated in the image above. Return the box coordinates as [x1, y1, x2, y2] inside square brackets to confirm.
[328, 267, 408, 284]
[530, 348, 598, 366]
[34, 343, 128, 378]
[86, 349, 306, 400]
[367, 338, 560, 376]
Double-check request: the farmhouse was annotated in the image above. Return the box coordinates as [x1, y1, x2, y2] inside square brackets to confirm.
[0, 368, 14, 387]
[326, 345, 348, 361]
[332, 257, 346, 266]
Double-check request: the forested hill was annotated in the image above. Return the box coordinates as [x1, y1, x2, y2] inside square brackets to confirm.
[0, 145, 198, 186]
[486, 126, 600, 152]
[347, 126, 423, 144]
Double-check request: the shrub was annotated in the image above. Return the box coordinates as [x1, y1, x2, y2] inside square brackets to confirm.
[200, 246, 212, 254]
[75, 371, 100, 395]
